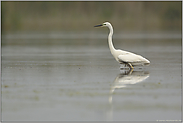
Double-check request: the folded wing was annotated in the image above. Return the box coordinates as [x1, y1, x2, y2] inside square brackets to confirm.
[117, 53, 150, 65]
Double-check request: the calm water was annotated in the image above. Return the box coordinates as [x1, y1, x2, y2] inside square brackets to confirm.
[2, 32, 182, 121]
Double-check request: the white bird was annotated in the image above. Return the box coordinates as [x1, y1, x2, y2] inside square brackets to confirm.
[94, 22, 150, 69]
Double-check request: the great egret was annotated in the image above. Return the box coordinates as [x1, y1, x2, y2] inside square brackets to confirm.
[94, 22, 150, 70]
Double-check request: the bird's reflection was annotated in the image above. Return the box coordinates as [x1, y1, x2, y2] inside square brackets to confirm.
[106, 69, 150, 121]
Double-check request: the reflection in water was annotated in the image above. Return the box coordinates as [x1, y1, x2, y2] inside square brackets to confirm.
[106, 69, 150, 121]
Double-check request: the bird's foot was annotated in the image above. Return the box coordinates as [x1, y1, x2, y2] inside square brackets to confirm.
[120, 67, 134, 75]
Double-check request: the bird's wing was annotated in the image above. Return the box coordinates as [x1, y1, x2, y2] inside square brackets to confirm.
[117, 53, 147, 63]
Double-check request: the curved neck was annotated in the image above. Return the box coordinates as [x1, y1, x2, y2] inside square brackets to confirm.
[108, 25, 116, 54]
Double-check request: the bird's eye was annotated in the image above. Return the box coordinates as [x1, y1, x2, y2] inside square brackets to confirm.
[103, 24, 106, 25]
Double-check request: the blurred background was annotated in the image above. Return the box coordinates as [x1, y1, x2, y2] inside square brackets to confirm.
[1, 1, 182, 33]
[2, 1, 182, 121]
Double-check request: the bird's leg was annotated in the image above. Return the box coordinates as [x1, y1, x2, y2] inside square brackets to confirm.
[124, 68, 134, 75]
[126, 63, 130, 70]
[127, 63, 134, 70]
[123, 63, 129, 70]
[128, 68, 134, 74]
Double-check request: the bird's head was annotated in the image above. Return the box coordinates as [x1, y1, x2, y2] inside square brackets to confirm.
[94, 22, 111, 28]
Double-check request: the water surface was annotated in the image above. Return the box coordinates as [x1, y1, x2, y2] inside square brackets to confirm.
[2, 32, 181, 121]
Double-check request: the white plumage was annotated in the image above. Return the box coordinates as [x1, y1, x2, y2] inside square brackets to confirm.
[94, 22, 150, 69]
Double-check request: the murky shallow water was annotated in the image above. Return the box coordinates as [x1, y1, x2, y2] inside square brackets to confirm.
[2, 32, 182, 121]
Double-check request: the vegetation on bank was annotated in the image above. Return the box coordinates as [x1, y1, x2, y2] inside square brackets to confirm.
[1, 1, 182, 33]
